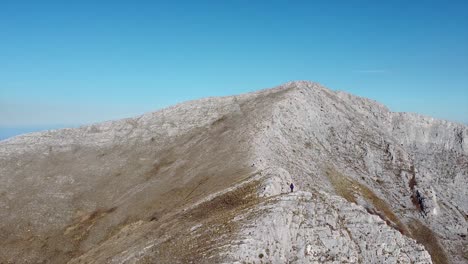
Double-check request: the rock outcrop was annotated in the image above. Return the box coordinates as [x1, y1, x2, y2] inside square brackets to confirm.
[0, 81, 466, 263]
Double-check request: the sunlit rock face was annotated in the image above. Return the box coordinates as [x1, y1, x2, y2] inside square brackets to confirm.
[1, 81, 466, 264]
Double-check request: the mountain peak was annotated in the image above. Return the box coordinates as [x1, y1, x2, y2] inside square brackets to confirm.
[0, 82, 466, 263]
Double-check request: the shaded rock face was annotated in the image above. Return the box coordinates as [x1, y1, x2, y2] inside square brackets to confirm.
[0, 81, 466, 263]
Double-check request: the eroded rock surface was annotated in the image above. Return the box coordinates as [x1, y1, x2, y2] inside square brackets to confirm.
[0, 81, 466, 263]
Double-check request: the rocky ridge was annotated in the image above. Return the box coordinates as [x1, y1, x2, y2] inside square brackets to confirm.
[0, 81, 466, 263]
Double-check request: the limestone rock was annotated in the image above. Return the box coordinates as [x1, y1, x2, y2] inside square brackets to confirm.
[1, 81, 466, 263]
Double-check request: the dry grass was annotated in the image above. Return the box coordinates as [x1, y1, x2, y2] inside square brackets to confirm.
[137, 180, 261, 264]
[326, 167, 409, 235]
[408, 219, 449, 264]
[1, 80, 295, 263]
[326, 166, 450, 264]
[64, 207, 117, 240]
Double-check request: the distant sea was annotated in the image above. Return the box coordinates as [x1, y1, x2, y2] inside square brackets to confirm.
[0, 125, 78, 141]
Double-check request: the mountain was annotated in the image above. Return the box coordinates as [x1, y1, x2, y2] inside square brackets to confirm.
[1, 81, 466, 264]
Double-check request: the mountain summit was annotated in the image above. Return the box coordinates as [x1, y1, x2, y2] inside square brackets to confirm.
[1, 81, 466, 263]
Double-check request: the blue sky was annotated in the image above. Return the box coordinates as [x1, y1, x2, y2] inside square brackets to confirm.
[1, 0, 467, 139]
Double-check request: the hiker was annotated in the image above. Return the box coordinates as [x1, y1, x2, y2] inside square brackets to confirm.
[290, 183, 294, 192]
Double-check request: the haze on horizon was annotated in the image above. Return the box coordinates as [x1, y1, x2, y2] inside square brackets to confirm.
[1, 0, 467, 139]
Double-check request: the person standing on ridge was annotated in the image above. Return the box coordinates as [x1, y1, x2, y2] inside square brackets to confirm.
[290, 183, 294, 192]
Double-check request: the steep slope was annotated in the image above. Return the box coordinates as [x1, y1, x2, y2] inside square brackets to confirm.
[245, 82, 467, 263]
[0, 81, 466, 263]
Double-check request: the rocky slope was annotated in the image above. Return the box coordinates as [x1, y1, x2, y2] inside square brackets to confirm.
[0, 81, 466, 263]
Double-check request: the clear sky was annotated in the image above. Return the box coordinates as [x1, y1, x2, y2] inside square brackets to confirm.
[1, 0, 467, 139]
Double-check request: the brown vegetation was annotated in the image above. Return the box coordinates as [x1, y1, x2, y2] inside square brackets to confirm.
[137, 179, 261, 263]
[408, 219, 449, 264]
[326, 166, 450, 264]
[326, 166, 409, 235]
